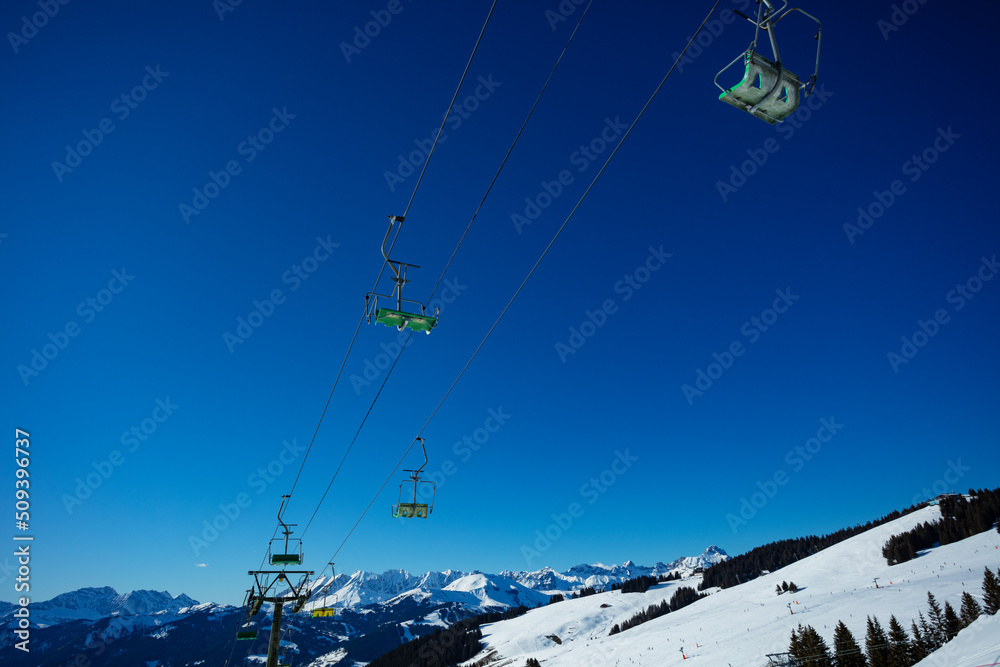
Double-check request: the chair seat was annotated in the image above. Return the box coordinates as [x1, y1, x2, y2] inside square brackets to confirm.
[270, 553, 301, 565]
[394, 503, 430, 519]
[375, 308, 437, 333]
[719, 51, 802, 124]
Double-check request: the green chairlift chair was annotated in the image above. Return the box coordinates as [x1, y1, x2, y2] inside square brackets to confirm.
[269, 495, 303, 566]
[715, 0, 821, 124]
[366, 215, 440, 335]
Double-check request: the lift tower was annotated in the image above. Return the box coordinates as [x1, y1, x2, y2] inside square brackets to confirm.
[245, 568, 313, 667]
[245, 495, 314, 667]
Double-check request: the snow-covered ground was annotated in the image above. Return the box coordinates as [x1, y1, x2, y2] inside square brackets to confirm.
[912, 612, 1000, 667]
[473, 505, 1000, 666]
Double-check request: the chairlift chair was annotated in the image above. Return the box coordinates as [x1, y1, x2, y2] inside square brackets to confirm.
[392, 438, 436, 519]
[238, 590, 260, 639]
[715, 0, 821, 124]
[366, 216, 440, 334]
[269, 495, 303, 566]
[236, 628, 258, 640]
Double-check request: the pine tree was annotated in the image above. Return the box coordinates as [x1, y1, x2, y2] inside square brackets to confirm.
[917, 610, 939, 652]
[865, 616, 890, 667]
[526, 659, 542, 667]
[777, 584, 783, 595]
[909, 620, 929, 663]
[925, 592, 948, 647]
[885, 615, 911, 667]
[960, 591, 983, 627]
[983, 567, 1000, 615]
[943, 600, 962, 641]
[789, 623, 833, 666]
[833, 621, 868, 667]
[789, 581, 799, 593]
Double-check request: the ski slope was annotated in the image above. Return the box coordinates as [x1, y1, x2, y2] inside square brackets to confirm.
[472, 506, 1000, 667]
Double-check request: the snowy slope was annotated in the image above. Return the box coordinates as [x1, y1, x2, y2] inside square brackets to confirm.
[473, 506, 1000, 667]
[912, 612, 1000, 667]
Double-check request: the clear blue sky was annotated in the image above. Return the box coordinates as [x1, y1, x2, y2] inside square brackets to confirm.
[2, 0, 998, 606]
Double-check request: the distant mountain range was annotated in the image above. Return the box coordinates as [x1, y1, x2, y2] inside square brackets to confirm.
[0, 547, 727, 666]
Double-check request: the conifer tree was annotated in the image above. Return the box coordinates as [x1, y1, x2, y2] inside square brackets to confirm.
[885, 615, 911, 667]
[833, 621, 868, 667]
[960, 591, 983, 627]
[917, 610, 939, 652]
[789, 623, 833, 667]
[909, 620, 929, 662]
[925, 592, 948, 648]
[983, 567, 1000, 615]
[865, 616, 890, 667]
[943, 600, 962, 641]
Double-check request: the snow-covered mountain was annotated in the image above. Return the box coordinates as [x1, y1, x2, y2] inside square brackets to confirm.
[287, 547, 728, 616]
[6, 586, 201, 626]
[500, 546, 727, 592]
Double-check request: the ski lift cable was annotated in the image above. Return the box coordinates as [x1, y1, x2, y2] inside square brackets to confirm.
[299, 0, 595, 538]
[280, 0, 499, 517]
[400, 0, 500, 221]
[327, 0, 725, 563]
[424, 0, 595, 303]
[300, 328, 414, 538]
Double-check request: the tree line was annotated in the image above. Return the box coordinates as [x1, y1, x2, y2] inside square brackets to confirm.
[700, 503, 926, 590]
[608, 586, 706, 636]
[882, 488, 1000, 565]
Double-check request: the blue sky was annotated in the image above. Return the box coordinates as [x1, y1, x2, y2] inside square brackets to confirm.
[2, 0, 998, 606]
